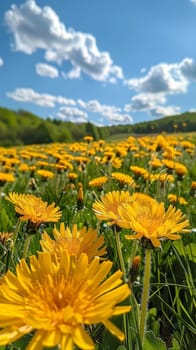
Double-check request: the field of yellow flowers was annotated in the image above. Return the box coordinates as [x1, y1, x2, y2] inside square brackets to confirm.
[0, 133, 195, 350]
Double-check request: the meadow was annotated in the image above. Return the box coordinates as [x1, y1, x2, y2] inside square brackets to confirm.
[0, 133, 195, 350]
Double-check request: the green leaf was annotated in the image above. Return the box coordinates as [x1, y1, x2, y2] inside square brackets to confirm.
[168, 338, 180, 350]
[0, 207, 11, 231]
[173, 240, 185, 256]
[143, 331, 167, 350]
[184, 243, 196, 263]
[117, 346, 128, 350]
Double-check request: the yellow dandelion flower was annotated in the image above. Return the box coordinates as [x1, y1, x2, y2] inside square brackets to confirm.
[5, 193, 62, 228]
[83, 135, 94, 143]
[191, 181, 196, 190]
[0, 251, 131, 349]
[118, 193, 189, 247]
[41, 223, 106, 261]
[36, 169, 54, 179]
[153, 173, 175, 184]
[111, 157, 123, 169]
[162, 160, 187, 177]
[148, 158, 162, 169]
[130, 166, 148, 178]
[89, 176, 108, 188]
[93, 190, 133, 226]
[67, 172, 78, 181]
[168, 194, 188, 205]
[58, 160, 73, 171]
[18, 163, 29, 172]
[111, 172, 135, 187]
[0, 172, 15, 184]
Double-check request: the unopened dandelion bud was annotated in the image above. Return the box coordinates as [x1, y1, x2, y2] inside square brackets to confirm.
[129, 255, 141, 283]
[77, 182, 84, 209]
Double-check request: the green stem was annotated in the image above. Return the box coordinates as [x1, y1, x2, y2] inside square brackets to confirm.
[23, 235, 32, 259]
[5, 249, 12, 273]
[12, 219, 21, 247]
[10, 219, 21, 262]
[113, 225, 129, 348]
[139, 248, 152, 345]
[114, 225, 126, 282]
[128, 239, 138, 274]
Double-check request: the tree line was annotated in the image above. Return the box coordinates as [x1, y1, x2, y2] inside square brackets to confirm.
[0, 107, 196, 146]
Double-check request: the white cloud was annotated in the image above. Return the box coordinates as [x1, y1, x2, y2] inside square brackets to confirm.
[191, 0, 196, 5]
[148, 105, 181, 118]
[86, 100, 121, 115]
[5, 0, 123, 82]
[123, 58, 196, 118]
[180, 57, 196, 80]
[77, 98, 132, 123]
[0, 57, 4, 67]
[105, 113, 133, 124]
[124, 93, 166, 112]
[77, 99, 87, 109]
[124, 92, 180, 118]
[125, 60, 189, 94]
[57, 106, 88, 122]
[6, 87, 131, 123]
[7, 88, 76, 107]
[36, 63, 59, 78]
[65, 66, 81, 79]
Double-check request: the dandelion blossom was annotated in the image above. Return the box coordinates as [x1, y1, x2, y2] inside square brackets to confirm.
[41, 223, 107, 261]
[119, 193, 190, 247]
[92, 190, 133, 226]
[0, 251, 131, 349]
[5, 192, 62, 228]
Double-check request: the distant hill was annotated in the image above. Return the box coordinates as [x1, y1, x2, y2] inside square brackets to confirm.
[0, 106, 196, 146]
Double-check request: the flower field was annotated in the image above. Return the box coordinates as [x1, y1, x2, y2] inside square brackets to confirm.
[0, 133, 195, 350]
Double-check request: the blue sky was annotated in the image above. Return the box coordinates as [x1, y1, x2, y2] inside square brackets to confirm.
[1, 0, 196, 126]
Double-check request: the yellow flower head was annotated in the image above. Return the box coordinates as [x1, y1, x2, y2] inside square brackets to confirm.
[111, 172, 136, 187]
[36, 169, 54, 179]
[0, 251, 131, 349]
[83, 135, 94, 143]
[93, 190, 133, 226]
[41, 223, 107, 262]
[5, 192, 62, 228]
[0, 172, 15, 184]
[67, 172, 78, 181]
[89, 176, 108, 188]
[191, 181, 196, 190]
[168, 194, 188, 205]
[118, 193, 190, 247]
[130, 166, 148, 178]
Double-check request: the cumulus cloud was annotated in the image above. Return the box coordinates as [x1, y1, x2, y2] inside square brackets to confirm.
[7, 88, 76, 107]
[77, 98, 132, 124]
[125, 60, 189, 94]
[6, 87, 131, 124]
[123, 57, 196, 118]
[36, 63, 59, 78]
[64, 66, 81, 79]
[148, 105, 181, 118]
[124, 93, 166, 112]
[86, 100, 121, 115]
[105, 113, 133, 124]
[180, 57, 196, 80]
[124, 92, 180, 118]
[5, 0, 123, 82]
[57, 106, 88, 123]
[0, 57, 4, 67]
